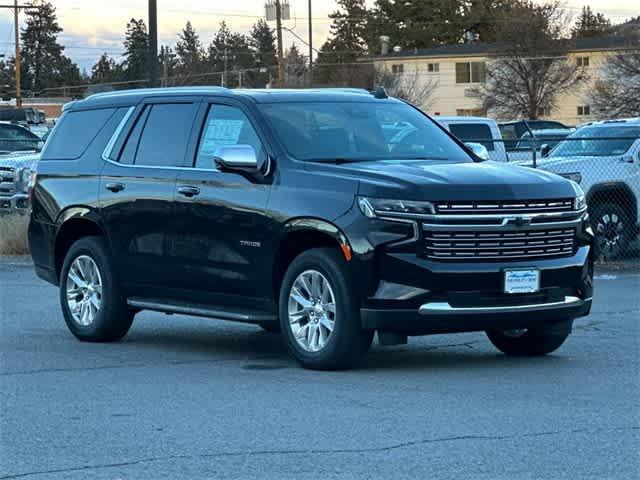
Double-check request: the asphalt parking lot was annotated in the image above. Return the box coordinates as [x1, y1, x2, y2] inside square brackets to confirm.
[1, 257, 638, 480]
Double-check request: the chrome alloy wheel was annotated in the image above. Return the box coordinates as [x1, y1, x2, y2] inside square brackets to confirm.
[596, 213, 624, 253]
[288, 270, 336, 352]
[66, 255, 103, 327]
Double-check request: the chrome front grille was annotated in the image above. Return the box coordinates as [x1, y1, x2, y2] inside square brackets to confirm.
[435, 199, 574, 215]
[0, 167, 16, 195]
[423, 227, 576, 261]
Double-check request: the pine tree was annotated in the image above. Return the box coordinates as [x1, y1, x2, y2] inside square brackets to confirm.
[91, 53, 120, 84]
[572, 6, 612, 38]
[122, 18, 149, 85]
[284, 43, 307, 86]
[176, 21, 205, 80]
[159, 46, 178, 85]
[207, 22, 253, 87]
[20, 1, 80, 94]
[315, 0, 372, 86]
[249, 19, 277, 87]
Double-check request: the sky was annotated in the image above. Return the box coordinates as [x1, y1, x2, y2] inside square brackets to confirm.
[1, 0, 638, 72]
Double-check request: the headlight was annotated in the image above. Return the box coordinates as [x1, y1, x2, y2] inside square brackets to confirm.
[574, 193, 586, 211]
[357, 196, 435, 218]
[559, 172, 582, 184]
[16, 168, 32, 193]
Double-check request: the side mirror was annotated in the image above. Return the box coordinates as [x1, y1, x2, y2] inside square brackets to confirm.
[213, 144, 258, 172]
[540, 144, 551, 158]
[464, 142, 490, 161]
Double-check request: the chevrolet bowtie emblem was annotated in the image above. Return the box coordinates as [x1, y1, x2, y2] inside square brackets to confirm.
[505, 216, 533, 227]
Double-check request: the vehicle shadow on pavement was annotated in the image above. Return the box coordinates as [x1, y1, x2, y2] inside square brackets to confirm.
[121, 318, 570, 372]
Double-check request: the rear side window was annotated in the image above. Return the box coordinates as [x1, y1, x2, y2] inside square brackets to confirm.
[133, 103, 196, 167]
[448, 123, 495, 151]
[42, 108, 117, 160]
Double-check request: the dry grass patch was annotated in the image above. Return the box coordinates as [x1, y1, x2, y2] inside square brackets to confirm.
[0, 214, 30, 255]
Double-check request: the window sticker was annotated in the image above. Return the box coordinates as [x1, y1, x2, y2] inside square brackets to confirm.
[200, 119, 244, 155]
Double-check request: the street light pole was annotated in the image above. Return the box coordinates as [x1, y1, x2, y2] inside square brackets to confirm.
[148, 0, 159, 87]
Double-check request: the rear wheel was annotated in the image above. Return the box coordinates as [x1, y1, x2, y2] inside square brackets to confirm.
[60, 237, 134, 342]
[591, 202, 632, 260]
[279, 248, 373, 370]
[486, 320, 572, 356]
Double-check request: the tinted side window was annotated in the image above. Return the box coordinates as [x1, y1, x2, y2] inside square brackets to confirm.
[448, 123, 495, 151]
[134, 103, 196, 167]
[42, 108, 116, 160]
[195, 105, 264, 169]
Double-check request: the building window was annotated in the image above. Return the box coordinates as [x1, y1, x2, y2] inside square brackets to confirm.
[577, 105, 591, 116]
[576, 56, 590, 67]
[391, 64, 404, 74]
[537, 106, 552, 117]
[428, 63, 439, 73]
[455, 62, 485, 83]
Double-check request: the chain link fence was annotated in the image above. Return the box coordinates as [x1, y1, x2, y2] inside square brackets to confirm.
[457, 131, 639, 263]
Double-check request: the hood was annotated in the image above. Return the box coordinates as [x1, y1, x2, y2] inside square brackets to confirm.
[0, 152, 40, 171]
[309, 160, 576, 202]
[535, 155, 617, 172]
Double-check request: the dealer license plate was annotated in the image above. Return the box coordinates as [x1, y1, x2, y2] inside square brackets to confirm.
[504, 269, 540, 294]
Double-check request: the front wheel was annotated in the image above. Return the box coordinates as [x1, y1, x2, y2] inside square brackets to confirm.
[278, 248, 373, 370]
[486, 320, 572, 356]
[591, 202, 632, 260]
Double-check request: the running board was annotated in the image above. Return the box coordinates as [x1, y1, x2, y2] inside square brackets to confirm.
[127, 298, 277, 324]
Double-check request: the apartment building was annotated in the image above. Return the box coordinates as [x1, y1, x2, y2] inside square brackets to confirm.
[370, 36, 636, 125]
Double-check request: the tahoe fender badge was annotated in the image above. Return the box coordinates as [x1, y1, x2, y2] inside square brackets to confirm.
[240, 240, 261, 248]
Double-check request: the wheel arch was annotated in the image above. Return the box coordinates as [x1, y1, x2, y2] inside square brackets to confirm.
[271, 218, 352, 300]
[54, 208, 106, 281]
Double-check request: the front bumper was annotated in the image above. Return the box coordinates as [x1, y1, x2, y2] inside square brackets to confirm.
[362, 294, 591, 335]
[359, 245, 593, 334]
[0, 193, 29, 213]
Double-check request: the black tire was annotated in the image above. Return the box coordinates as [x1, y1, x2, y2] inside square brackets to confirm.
[59, 236, 134, 342]
[486, 320, 572, 356]
[278, 248, 373, 370]
[258, 322, 281, 333]
[591, 202, 632, 260]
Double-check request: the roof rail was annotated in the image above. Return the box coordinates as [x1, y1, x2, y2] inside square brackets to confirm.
[85, 86, 230, 101]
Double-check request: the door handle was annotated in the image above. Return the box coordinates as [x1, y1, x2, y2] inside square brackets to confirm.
[177, 185, 200, 198]
[105, 182, 125, 193]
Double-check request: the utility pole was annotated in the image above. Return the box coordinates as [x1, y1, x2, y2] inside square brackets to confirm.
[148, 0, 159, 87]
[0, 1, 26, 106]
[308, 0, 312, 82]
[275, 0, 285, 87]
[13, 0, 21, 106]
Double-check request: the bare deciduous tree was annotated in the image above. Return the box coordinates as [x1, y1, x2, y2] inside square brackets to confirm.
[470, 1, 587, 120]
[591, 49, 640, 118]
[375, 67, 437, 109]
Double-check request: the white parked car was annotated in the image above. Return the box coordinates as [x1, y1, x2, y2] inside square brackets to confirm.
[536, 118, 640, 259]
[507, 128, 575, 164]
[435, 116, 507, 162]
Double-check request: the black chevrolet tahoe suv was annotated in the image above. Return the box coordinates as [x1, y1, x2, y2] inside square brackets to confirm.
[28, 87, 594, 370]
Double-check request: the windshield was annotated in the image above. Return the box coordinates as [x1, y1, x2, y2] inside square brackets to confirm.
[550, 125, 640, 157]
[259, 102, 473, 163]
[0, 124, 41, 154]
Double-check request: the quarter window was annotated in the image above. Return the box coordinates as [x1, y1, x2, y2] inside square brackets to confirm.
[133, 103, 196, 167]
[195, 105, 264, 169]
